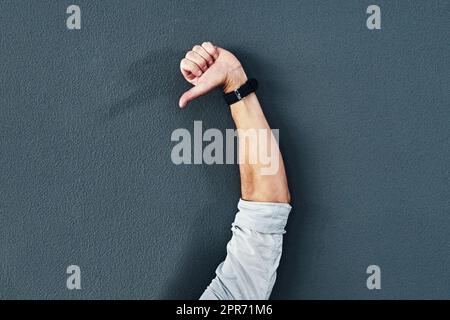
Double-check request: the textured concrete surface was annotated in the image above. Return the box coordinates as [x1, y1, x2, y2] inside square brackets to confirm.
[0, 0, 449, 299]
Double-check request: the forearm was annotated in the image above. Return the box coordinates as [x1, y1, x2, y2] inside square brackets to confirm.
[226, 70, 290, 203]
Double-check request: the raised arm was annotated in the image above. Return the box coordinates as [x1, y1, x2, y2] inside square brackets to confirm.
[179, 42, 291, 299]
[179, 42, 290, 203]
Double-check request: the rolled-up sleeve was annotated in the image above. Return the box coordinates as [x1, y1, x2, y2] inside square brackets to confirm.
[200, 199, 292, 300]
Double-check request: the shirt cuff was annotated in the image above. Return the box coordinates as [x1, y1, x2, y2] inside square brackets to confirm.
[233, 198, 292, 234]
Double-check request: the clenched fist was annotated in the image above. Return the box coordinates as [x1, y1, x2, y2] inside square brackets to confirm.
[179, 42, 248, 108]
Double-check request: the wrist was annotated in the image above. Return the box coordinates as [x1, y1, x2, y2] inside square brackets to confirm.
[223, 66, 248, 93]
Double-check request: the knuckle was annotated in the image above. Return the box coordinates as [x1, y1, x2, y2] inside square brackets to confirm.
[185, 51, 193, 59]
[180, 58, 189, 67]
[188, 52, 200, 62]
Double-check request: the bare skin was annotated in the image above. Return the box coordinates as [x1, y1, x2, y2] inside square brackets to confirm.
[180, 42, 290, 204]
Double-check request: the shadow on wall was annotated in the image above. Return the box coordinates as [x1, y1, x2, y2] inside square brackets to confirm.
[105, 47, 186, 119]
[104, 46, 289, 120]
[161, 201, 224, 299]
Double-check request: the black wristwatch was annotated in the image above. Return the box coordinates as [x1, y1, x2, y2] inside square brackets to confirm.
[223, 78, 258, 105]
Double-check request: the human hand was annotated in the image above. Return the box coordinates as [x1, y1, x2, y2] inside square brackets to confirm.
[179, 42, 248, 108]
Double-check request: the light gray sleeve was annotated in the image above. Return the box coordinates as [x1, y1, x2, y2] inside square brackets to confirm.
[199, 199, 292, 300]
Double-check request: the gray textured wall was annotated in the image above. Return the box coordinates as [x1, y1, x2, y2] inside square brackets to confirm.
[1, 0, 449, 299]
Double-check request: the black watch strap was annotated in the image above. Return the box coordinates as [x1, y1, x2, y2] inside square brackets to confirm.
[223, 78, 258, 105]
